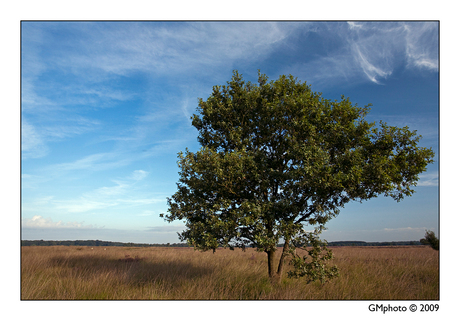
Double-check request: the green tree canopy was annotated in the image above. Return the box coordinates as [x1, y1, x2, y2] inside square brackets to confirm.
[162, 70, 435, 282]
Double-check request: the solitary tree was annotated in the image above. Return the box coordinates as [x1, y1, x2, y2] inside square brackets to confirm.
[162, 71, 435, 282]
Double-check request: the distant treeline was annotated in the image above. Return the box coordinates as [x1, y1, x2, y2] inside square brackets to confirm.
[21, 239, 423, 247]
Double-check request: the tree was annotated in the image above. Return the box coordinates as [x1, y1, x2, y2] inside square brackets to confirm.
[161, 70, 435, 282]
[420, 230, 439, 250]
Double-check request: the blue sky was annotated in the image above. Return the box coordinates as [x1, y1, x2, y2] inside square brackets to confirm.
[21, 21, 439, 243]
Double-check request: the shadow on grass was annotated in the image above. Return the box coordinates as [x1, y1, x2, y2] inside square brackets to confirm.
[48, 254, 215, 287]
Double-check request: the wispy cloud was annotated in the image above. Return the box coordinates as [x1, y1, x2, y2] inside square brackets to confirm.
[21, 173, 44, 189]
[417, 173, 439, 187]
[137, 210, 155, 217]
[51, 152, 129, 173]
[130, 169, 148, 181]
[403, 23, 439, 71]
[290, 22, 438, 87]
[54, 199, 119, 213]
[50, 169, 162, 213]
[27, 22, 296, 81]
[347, 22, 364, 30]
[383, 227, 430, 232]
[23, 215, 95, 229]
[351, 42, 393, 84]
[21, 119, 48, 159]
[24, 22, 296, 163]
[346, 22, 406, 84]
[23, 169, 160, 217]
[52, 193, 162, 214]
[145, 225, 186, 233]
[22, 115, 100, 160]
[43, 117, 100, 139]
[46, 137, 183, 177]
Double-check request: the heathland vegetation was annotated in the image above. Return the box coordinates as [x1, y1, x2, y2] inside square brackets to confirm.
[21, 245, 438, 300]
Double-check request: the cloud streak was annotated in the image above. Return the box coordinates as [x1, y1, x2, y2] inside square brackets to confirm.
[22, 115, 100, 160]
[23, 215, 95, 229]
[404, 22, 439, 71]
[383, 227, 430, 233]
[417, 173, 439, 187]
[21, 119, 48, 159]
[351, 42, 393, 84]
[290, 22, 438, 87]
[28, 22, 296, 80]
[50, 169, 162, 213]
[51, 152, 130, 173]
[145, 225, 186, 233]
[22, 169, 163, 219]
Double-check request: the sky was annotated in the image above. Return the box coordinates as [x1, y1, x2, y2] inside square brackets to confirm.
[20, 21, 439, 244]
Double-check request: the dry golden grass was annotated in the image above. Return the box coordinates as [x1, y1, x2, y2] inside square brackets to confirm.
[21, 245, 438, 300]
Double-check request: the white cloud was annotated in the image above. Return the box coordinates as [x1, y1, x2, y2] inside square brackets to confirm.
[50, 170, 160, 213]
[41, 116, 100, 140]
[137, 210, 155, 217]
[79, 86, 136, 102]
[351, 42, 393, 84]
[146, 225, 186, 233]
[347, 22, 363, 30]
[404, 22, 439, 71]
[291, 22, 438, 87]
[53, 197, 163, 213]
[52, 152, 130, 173]
[21, 119, 48, 159]
[22, 116, 100, 161]
[38, 22, 296, 80]
[91, 182, 129, 197]
[130, 169, 148, 181]
[348, 22, 438, 83]
[54, 199, 119, 213]
[21, 79, 62, 115]
[88, 170, 148, 198]
[383, 227, 428, 232]
[17, 23, 326, 163]
[346, 23, 406, 84]
[23, 215, 93, 229]
[117, 198, 163, 206]
[417, 172, 439, 187]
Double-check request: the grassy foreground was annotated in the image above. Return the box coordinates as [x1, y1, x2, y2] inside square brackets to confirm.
[21, 245, 438, 300]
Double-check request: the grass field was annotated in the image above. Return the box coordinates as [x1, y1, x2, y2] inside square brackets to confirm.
[21, 245, 439, 300]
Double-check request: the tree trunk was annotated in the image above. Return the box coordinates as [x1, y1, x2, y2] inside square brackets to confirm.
[266, 240, 291, 283]
[267, 249, 277, 279]
[277, 240, 290, 276]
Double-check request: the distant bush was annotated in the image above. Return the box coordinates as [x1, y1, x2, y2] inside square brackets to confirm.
[420, 230, 439, 251]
